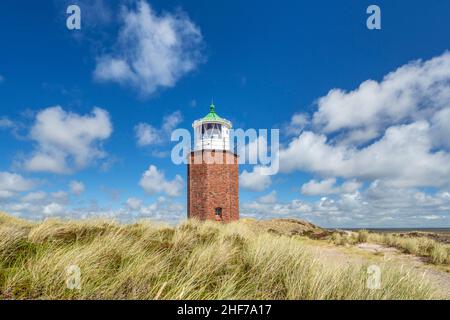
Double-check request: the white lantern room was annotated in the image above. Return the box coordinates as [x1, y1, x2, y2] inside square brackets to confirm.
[192, 103, 232, 151]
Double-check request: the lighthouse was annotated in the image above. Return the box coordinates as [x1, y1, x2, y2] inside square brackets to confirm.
[187, 103, 239, 222]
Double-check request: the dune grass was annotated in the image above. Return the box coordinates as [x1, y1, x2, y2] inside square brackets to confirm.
[331, 228, 450, 266]
[365, 233, 450, 265]
[331, 230, 369, 246]
[0, 212, 442, 300]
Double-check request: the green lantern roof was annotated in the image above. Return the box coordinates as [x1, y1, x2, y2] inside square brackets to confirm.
[202, 103, 225, 122]
[193, 102, 232, 128]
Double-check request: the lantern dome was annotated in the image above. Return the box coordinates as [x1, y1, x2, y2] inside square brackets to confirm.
[192, 103, 232, 151]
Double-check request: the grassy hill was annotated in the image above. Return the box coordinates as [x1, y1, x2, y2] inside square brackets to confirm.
[0, 212, 441, 300]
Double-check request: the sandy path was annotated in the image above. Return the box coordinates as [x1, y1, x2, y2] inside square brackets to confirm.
[307, 241, 450, 298]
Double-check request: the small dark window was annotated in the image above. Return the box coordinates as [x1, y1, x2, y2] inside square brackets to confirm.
[215, 207, 222, 217]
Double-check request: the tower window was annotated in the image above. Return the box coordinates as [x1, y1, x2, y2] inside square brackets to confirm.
[202, 123, 223, 139]
[215, 207, 223, 217]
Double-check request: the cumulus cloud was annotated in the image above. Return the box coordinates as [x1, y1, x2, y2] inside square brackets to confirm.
[0, 117, 14, 129]
[261, 52, 450, 225]
[237, 135, 270, 165]
[1, 188, 69, 219]
[70, 180, 85, 196]
[430, 107, 450, 149]
[2, 190, 184, 222]
[135, 123, 160, 146]
[301, 178, 337, 195]
[313, 52, 450, 143]
[42, 203, 65, 216]
[0, 172, 35, 199]
[139, 165, 183, 197]
[285, 113, 310, 136]
[242, 198, 312, 218]
[94, 0, 203, 96]
[279, 52, 450, 190]
[135, 111, 182, 146]
[281, 121, 450, 188]
[240, 166, 272, 192]
[242, 181, 450, 227]
[20, 191, 68, 205]
[125, 197, 143, 210]
[257, 191, 277, 204]
[21, 191, 47, 203]
[301, 178, 362, 196]
[23, 106, 112, 174]
[123, 196, 184, 221]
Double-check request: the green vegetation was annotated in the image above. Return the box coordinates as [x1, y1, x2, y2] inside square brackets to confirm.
[331, 230, 369, 246]
[365, 232, 450, 265]
[330, 228, 450, 266]
[0, 212, 441, 300]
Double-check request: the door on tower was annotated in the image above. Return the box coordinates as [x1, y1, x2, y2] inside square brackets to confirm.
[215, 207, 223, 221]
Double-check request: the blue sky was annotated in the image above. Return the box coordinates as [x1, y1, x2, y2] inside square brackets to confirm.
[1, 0, 450, 227]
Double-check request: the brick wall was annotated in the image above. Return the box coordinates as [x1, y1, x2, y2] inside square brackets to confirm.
[187, 150, 239, 222]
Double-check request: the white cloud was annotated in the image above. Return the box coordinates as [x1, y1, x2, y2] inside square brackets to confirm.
[0, 117, 14, 129]
[301, 178, 362, 196]
[0, 172, 35, 199]
[340, 180, 363, 194]
[242, 198, 312, 218]
[135, 111, 182, 146]
[266, 52, 450, 225]
[313, 52, 450, 143]
[123, 195, 184, 221]
[94, 0, 203, 96]
[2, 184, 184, 222]
[21, 191, 47, 203]
[51, 191, 69, 203]
[70, 181, 85, 196]
[0, 75, 4, 83]
[430, 107, 450, 149]
[135, 123, 160, 146]
[237, 135, 269, 165]
[42, 203, 65, 216]
[242, 181, 450, 227]
[20, 191, 68, 205]
[422, 215, 442, 220]
[1, 188, 69, 219]
[23, 106, 112, 174]
[139, 165, 183, 197]
[258, 191, 277, 204]
[126, 197, 143, 210]
[285, 113, 310, 136]
[301, 178, 337, 196]
[279, 53, 450, 189]
[240, 166, 272, 192]
[126, 196, 184, 221]
[281, 121, 450, 188]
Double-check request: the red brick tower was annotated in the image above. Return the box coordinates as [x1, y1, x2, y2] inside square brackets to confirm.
[187, 103, 239, 222]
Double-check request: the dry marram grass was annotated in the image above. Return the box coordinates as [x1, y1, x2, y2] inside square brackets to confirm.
[0, 212, 441, 300]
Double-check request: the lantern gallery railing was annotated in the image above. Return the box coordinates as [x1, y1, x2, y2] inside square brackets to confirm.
[194, 138, 233, 152]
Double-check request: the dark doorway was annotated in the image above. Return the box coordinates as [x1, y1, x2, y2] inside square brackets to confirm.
[215, 207, 223, 220]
